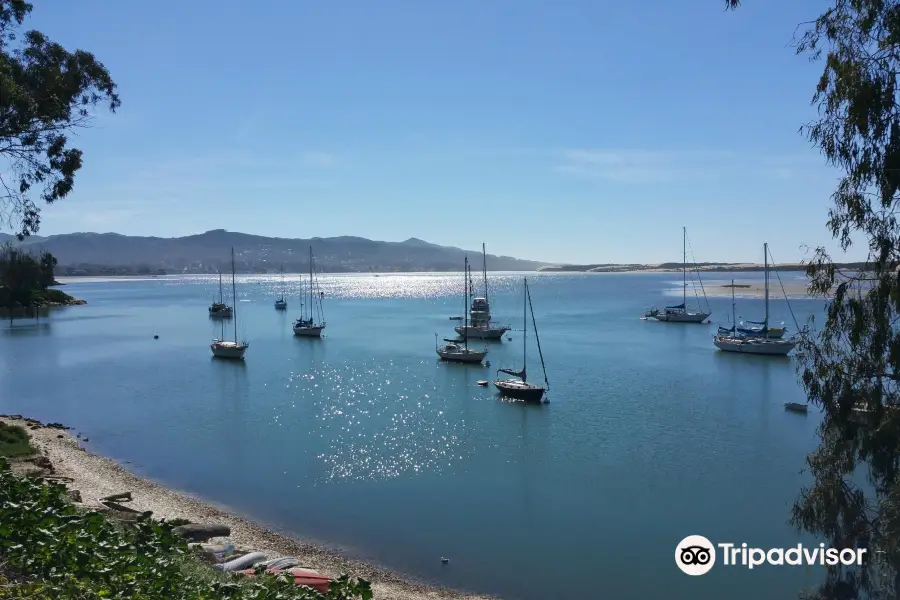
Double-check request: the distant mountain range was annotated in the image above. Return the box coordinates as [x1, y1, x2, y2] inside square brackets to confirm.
[0, 231, 546, 275]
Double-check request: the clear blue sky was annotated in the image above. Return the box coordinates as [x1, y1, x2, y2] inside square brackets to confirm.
[20, 0, 851, 264]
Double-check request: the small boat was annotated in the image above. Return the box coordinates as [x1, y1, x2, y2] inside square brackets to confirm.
[645, 227, 711, 323]
[436, 338, 488, 363]
[437, 255, 487, 364]
[238, 567, 330, 593]
[211, 248, 248, 359]
[293, 247, 326, 337]
[494, 277, 550, 402]
[476, 380, 488, 386]
[274, 265, 288, 310]
[209, 272, 233, 318]
[784, 402, 808, 413]
[454, 243, 511, 340]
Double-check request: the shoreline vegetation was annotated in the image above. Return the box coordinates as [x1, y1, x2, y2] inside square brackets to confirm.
[0, 245, 86, 314]
[0, 415, 493, 600]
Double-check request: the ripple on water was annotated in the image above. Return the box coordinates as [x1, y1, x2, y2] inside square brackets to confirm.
[282, 362, 467, 483]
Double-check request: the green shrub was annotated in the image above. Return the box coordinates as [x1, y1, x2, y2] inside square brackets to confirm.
[0, 422, 35, 458]
[0, 462, 372, 599]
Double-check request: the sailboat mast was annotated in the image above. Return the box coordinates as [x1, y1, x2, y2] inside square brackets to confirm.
[231, 247, 238, 343]
[523, 278, 527, 381]
[682, 226, 687, 308]
[308, 246, 313, 322]
[527, 281, 548, 388]
[764, 242, 769, 339]
[219, 272, 224, 304]
[482, 243, 488, 305]
[731, 278, 736, 329]
[464, 256, 469, 351]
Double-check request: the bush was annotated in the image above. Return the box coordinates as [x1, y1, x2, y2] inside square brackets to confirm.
[0, 461, 373, 599]
[0, 422, 35, 458]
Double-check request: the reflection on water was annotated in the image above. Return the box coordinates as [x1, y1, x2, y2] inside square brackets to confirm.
[0, 272, 829, 600]
[281, 361, 470, 483]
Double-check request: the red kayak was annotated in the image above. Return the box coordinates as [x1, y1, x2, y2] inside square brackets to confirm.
[238, 567, 330, 593]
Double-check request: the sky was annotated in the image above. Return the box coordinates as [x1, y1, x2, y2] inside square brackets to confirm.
[7, 0, 855, 265]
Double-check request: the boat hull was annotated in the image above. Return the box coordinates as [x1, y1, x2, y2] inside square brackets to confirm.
[493, 379, 546, 402]
[738, 327, 785, 339]
[210, 341, 248, 359]
[454, 325, 509, 340]
[274, 301, 288, 310]
[713, 336, 797, 356]
[293, 325, 325, 337]
[653, 311, 710, 323]
[784, 402, 808, 413]
[437, 348, 487, 363]
[209, 308, 233, 318]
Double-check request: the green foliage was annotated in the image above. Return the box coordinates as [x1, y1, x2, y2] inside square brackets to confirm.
[0, 421, 34, 457]
[0, 464, 373, 599]
[730, 0, 900, 598]
[0, 0, 119, 239]
[0, 243, 70, 311]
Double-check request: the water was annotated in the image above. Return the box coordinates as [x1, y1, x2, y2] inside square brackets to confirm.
[0, 272, 826, 599]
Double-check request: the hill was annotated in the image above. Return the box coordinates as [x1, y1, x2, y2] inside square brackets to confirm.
[0, 231, 545, 275]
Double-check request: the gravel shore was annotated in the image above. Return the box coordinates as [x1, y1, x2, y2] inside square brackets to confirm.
[1, 416, 495, 600]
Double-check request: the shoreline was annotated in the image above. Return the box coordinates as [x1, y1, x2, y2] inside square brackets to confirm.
[0, 415, 494, 600]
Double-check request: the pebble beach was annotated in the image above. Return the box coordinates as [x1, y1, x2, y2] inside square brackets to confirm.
[0, 416, 495, 600]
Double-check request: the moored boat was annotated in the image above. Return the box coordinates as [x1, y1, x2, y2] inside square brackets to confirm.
[494, 277, 550, 402]
[713, 243, 801, 356]
[211, 248, 248, 359]
[209, 272, 233, 318]
[293, 247, 326, 337]
[644, 227, 711, 323]
[274, 264, 288, 310]
[454, 243, 510, 340]
[437, 255, 488, 364]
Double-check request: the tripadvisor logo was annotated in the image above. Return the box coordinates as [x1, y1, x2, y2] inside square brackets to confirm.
[675, 535, 867, 576]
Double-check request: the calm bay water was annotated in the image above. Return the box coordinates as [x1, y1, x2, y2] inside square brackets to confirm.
[0, 272, 826, 598]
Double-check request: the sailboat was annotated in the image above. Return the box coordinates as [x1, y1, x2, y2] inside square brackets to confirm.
[733, 251, 785, 338]
[494, 277, 549, 402]
[713, 242, 800, 356]
[437, 256, 488, 363]
[208, 271, 233, 318]
[293, 247, 326, 337]
[274, 265, 288, 310]
[454, 243, 511, 340]
[210, 247, 248, 359]
[645, 227, 711, 323]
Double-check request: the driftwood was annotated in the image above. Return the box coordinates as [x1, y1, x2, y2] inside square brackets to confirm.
[172, 523, 231, 542]
[101, 492, 132, 503]
[96, 491, 152, 521]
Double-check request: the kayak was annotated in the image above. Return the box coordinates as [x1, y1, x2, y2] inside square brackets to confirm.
[238, 566, 330, 593]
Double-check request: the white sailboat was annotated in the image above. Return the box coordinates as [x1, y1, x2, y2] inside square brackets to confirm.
[454, 243, 510, 340]
[211, 247, 248, 359]
[274, 264, 288, 310]
[713, 242, 800, 356]
[645, 226, 711, 323]
[437, 255, 488, 363]
[734, 250, 785, 338]
[208, 271, 233, 318]
[494, 277, 550, 402]
[293, 246, 326, 337]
